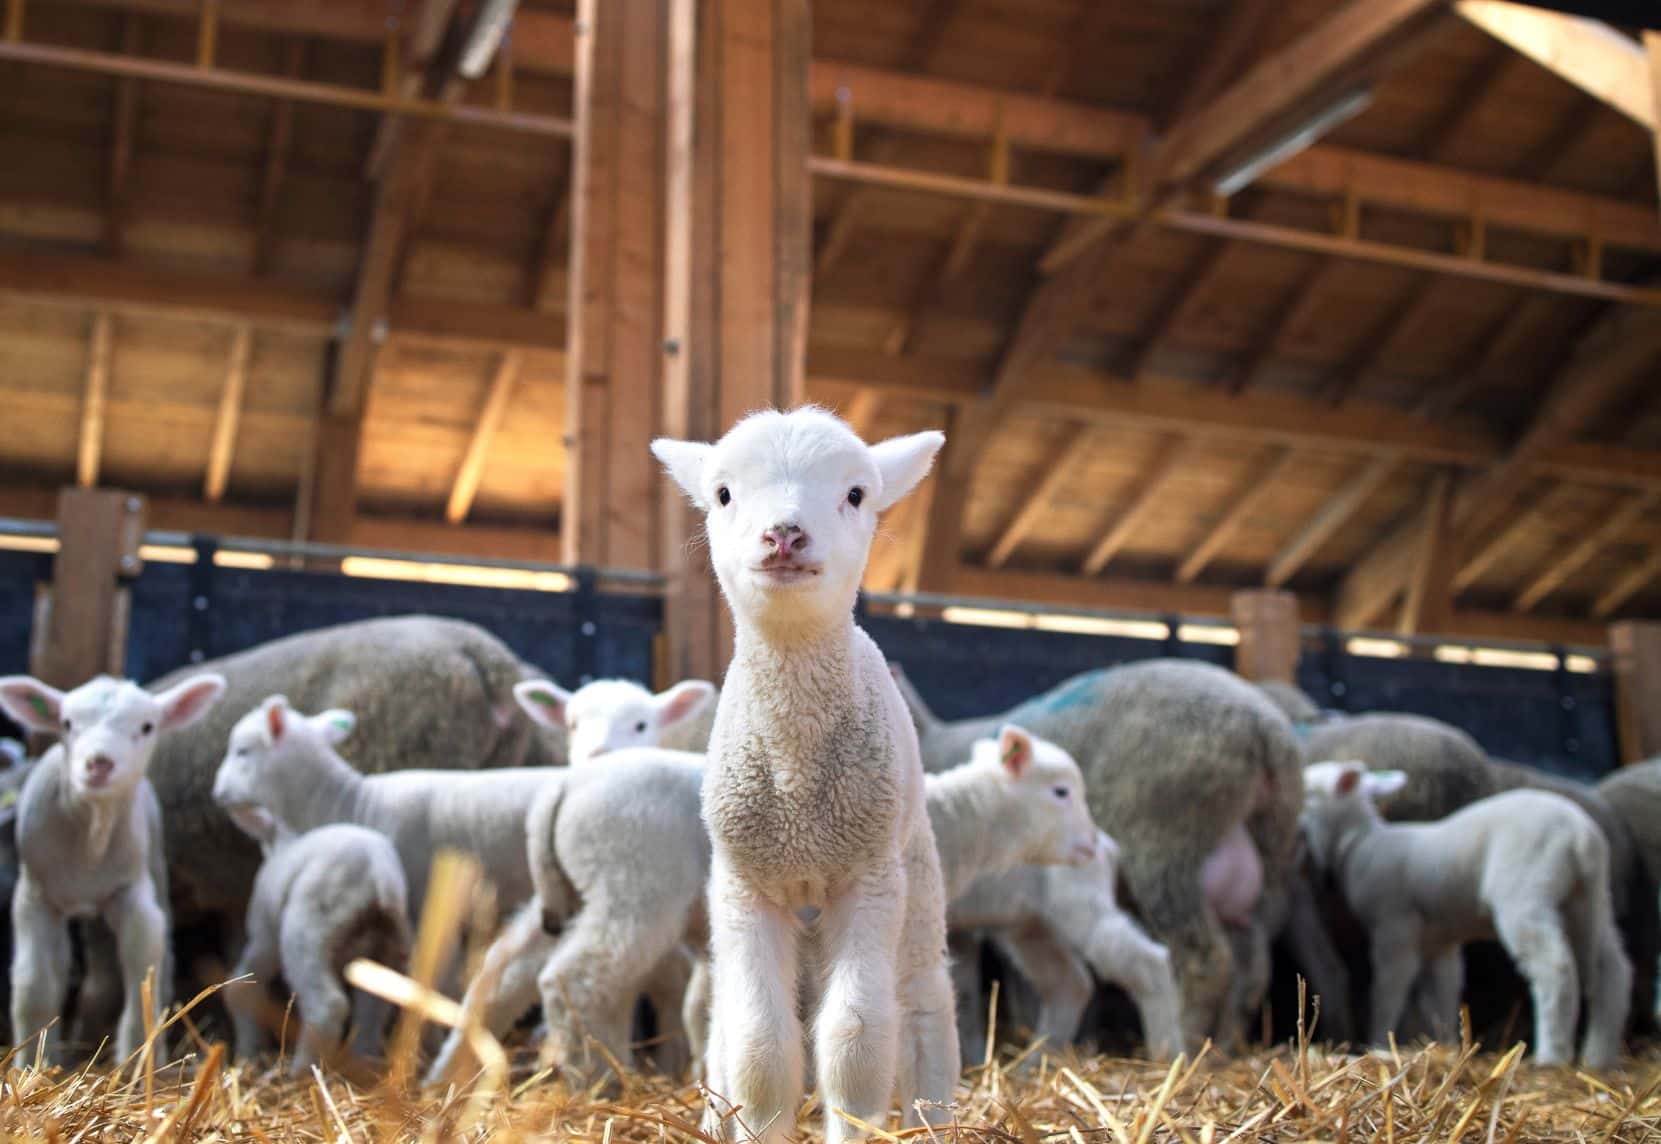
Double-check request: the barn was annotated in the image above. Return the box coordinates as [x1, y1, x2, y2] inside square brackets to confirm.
[0, 0, 1659, 1137]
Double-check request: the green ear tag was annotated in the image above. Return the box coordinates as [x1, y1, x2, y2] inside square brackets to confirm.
[1002, 742, 1022, 765]
[26, 695, 49, 721]
[529, 691, 561, 709]
[0, 789, 16, 811]
[331, 716, 353, 733]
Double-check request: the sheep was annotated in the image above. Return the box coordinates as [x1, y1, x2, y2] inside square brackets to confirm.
[146, 615, 563, 926]
[890, 660, 1302, 1053]
[1595, 758, 1661, 1025]
[1300, 760, 1630, 1067]
[211, 695, 556, 915]
[652, 407, 953, 1143]
[517, 676, 716, 767]
[0, 672, 225, 1063]
[224, 805, 410, 1075]
[947, 832, 1184, 1062]
[0, 739, 36, 1027]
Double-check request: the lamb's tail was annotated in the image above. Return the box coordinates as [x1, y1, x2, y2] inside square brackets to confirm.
[525, 780, 578, 935]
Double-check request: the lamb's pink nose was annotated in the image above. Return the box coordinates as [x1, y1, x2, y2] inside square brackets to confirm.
[761, 524, 808, 553]
[84, 755, 115, 783]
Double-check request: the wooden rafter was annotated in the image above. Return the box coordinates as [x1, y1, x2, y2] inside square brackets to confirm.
[1597, 547, 1661, 619]
[1395, 469, 1456, 636]
[251, 38, 303, 276]
[1515, 489, 1659, 612]
[76, 313, 114, 489]
[1176, 447, 1296, 583]
[1223, 258, 1336, 394]
[522, 178, 571, 309]
[1081, 434, 1193, 576]
[1265, 454, 1400, 588]
[985, 422, 1093, 569]
[1456, 0, 1653, 129]
[102, 14, 143, 256]
[445, 351, 521, 525]
[1452, 498, 1549, 593]
[841, 390, 883, 440]
[202, 324, 251, 503]
[1410, 42, 1514, 157]
[1127, 241, 1230, 381]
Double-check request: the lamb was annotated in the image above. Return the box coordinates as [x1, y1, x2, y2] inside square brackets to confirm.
[515, 676, 716, 767]
[146, 615, 563, 925]
[224, 803, 410, 1075]
[653, 407, 954, 1143]
[1300, 760, 1630, 1067]
[947, 831, 1184, 1062]
[890, 661, 1302, 1052]
[211, 695, 556, 917]
[0, 671, 225, 1062]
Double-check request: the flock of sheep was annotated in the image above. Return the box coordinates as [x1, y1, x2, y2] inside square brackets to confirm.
[0, 407, 1656, 1140]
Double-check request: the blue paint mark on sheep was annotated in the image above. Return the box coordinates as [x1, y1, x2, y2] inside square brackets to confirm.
[1011, 670, 1109, 721]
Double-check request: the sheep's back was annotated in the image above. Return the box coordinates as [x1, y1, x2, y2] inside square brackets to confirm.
[1302, 713, 1499, 822]
[554, 757, 707, 918]
[1599, 759, 1661, 882]
[145, 615, 562, 920]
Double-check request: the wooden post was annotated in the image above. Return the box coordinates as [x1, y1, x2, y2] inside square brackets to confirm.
[1231, 589, 1302, 684]
[30, 488, 146, 689]
[1611, 621, 1661, 764]
[656, 0, 810, 685]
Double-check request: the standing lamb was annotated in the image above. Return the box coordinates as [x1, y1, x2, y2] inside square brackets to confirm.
[890, 661, 1301, 1052]
[516, 676, 716, 767]
[224, 802, 410, 1075]
[1300, 760, 1629, 1067]
[653, 408, 953, 1143]
[0, 672, 225, 1062]
[211, 695, 554, 918]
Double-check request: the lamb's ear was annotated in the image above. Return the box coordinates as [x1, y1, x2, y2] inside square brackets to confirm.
[650, 439, 712, 510]
[156, 673, 227, 732]
[654, 680, 715, 729]
[515, 680, 572, 729]
[0, 676, 64, 735]
[309, 709, 357, 746]
[266, 701, 288, 742]
[997, 724, 1034, 779]
[1364, 770, 1408, 798]
[1333, 763, 1365, 797]
[869, 431, 945, 512]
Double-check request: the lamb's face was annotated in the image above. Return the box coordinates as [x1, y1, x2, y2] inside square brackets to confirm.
[514, 677, 715, 765]
[1300, 760, 1406, 871]
[983, 724, 1099, 867]
[653, 407, 944, 630]
[0, 672, 224, 801]
[212, 696, 355, 825]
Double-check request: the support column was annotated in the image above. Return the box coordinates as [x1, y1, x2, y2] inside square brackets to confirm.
[30, 488, 146, 688]
[657, 0, 811, 684]
[1611, 621, 1661, 763]
[1231, 588, 1301, 684]
[563, 0, 670, 574]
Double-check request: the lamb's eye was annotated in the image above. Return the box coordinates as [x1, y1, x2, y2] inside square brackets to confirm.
[1052, 786, 1069, 799]
[634, 721, 648, 733]
[61, 719, 71, 733]
[716, 486, 731, 507]
[847, 487, 864, 508]
[140, 722, 154, 736]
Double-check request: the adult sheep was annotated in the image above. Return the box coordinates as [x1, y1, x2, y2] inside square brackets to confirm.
[893, 659, 1303, 1051]
[145, 615, 563, 923]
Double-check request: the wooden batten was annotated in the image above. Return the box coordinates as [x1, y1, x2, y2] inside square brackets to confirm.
[76, 312, 114, 489]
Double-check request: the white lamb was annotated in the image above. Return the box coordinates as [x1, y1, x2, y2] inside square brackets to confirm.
[211, 695, 556, 913]
[1301, 760, 1630, 1067]
[0, 672, 226, 1062]
[224, 802, 411, 1075]
[653, 407, 953, 1142]
[518, 677, 715, 767]
[948, 832, 1184, 1061]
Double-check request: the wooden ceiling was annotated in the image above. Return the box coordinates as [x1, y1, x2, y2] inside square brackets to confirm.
[0, 0, 1658, 648]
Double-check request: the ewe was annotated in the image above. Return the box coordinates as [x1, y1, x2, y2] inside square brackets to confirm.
[0, 672, 225, 1062]
[652, 407, 952, 1143]
[1301, 760, 1629, 1067]
[225, 801, 410, 1075]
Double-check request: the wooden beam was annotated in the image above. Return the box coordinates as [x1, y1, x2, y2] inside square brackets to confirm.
[102, 14, 143, 256]
[1456, 0, 1653, 128]
[1232, 589, 1303, 684]
[1222, 259, 1334, 394]
[1452, 500, 1548, 593]
[1515, 489, 1658, 612]
[1176, 446, 1296, 582]
[1081, 433, 1192, 576]
[1531, 441, 1661, 490]
[444, 352, 520, 525]
[1396, 470, 1456, 637]
[1410, 43, 1514, 158]
[1599, 551, 1661, 619]
[1265, 454, 1399, 587]
[76, 313, 114, 488]
[522, 179, 571, 309]
[202, 324, 251, 503]
[251, 38, 303, 276]
[840, 390, 882, 440]
[985, 422, 1093, 569]
[913, 404, 967, 593]
[1322, 273, 1433, 406]
[31, 489, 146, 690]
[1127, 242, 1230, 381]
[1610, 621, 1661, 761]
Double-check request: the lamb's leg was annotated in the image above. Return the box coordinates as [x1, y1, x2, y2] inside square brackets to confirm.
[1081, 911, 1183, 1059]
[1566, 892, 1630, 1069]
[1492, 905, 1578, 1066]
[1216, 918, 1270, 1051]
[1278, 871, 1354, 1043]
[644, 945, 694, 1078]
[71, 921, 124, 1051]
[228, 913, 280, 1063]
[1367, 920, 1423, 1048]
[1421, 948, 1464, 1044]
[990, 926, 1092, 1055]
[814, 859, 907, 1144]
[1119, 851, 1230, 1050]
[890, 834, 958, 1133]
[11, 876, 69, 1065]
[684, 952, 711, 1081]
[948, 933, 987, 1066]
[427, 902, 552, 1085]
[280, 917, 352, 1078]
[104, 876, 168, 1063]
[707, 869, 802, 1144]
